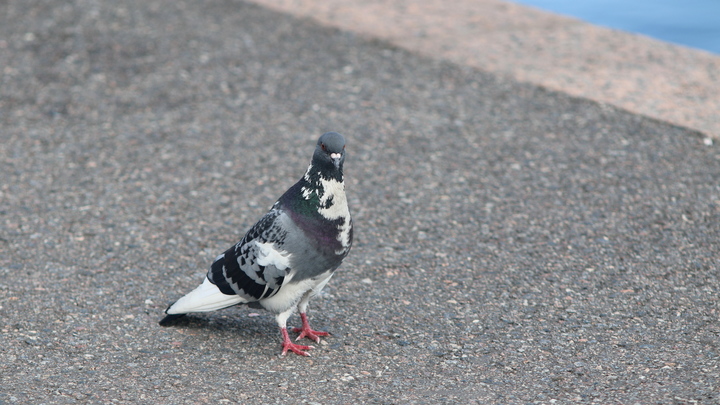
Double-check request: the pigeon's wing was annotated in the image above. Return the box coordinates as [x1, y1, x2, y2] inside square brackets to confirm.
[207, 208, 292, 302]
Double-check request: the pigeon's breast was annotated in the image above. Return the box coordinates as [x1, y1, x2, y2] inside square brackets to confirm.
[280, 211, 350, 281]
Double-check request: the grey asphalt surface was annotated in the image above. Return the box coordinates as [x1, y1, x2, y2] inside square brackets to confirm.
[1, 0, 719, 404]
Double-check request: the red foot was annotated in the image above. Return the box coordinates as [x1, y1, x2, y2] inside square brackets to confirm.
[280, 327, 314, 356]
[292, 312, 330, 343]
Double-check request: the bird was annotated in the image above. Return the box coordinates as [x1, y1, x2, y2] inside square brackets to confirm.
[159, 132, 353, 356]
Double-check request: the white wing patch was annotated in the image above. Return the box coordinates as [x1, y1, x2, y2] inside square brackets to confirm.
[255, 241, 291, 271]
[166, 277, 246, 314]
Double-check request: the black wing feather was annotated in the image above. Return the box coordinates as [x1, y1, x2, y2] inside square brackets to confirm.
[206, 209, 289, 301]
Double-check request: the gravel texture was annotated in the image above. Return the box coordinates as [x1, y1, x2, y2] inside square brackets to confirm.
[1, 0, 719, 404]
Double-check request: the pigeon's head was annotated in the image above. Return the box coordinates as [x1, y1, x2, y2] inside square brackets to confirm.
[314, 132, 346, 171]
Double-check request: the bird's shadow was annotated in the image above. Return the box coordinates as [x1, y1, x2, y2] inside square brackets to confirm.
[158, 308, 277, 339]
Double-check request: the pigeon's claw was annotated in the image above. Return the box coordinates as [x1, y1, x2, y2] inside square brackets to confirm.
[292, 312, 330, 343]
[293, 327, 329, 343]
[280, 327, 314, 356]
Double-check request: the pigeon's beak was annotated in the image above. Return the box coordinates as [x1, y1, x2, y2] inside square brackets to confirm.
[330, 152, 342, 169]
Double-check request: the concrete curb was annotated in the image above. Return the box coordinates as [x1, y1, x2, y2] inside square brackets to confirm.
[248, 0, 720, 139]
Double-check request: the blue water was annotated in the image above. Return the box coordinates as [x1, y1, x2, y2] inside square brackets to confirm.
[511, 0, 720, 54]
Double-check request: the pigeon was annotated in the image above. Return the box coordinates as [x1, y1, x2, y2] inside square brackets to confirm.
[159, 132, 353, 356]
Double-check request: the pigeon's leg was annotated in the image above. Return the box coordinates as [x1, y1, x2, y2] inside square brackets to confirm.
[276, 308, 314, 356]
[292, 291, 330, 343]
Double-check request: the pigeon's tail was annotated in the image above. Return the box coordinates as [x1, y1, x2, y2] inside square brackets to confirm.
[162, 277, 246, 319]
[159, 312, 186, 326]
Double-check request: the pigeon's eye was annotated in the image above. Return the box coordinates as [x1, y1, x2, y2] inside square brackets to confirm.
[321, 143, 327, 151]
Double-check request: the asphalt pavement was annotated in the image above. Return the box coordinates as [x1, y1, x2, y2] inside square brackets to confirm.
[1, 0, 718, 404]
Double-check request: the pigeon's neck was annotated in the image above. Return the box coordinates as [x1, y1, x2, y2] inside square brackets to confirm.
[303, 162, 346, 216]
[280, 162, 347, 221]
[279, 161, 352, 257]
